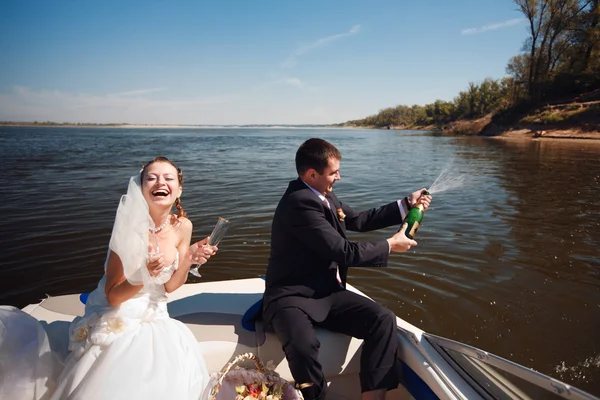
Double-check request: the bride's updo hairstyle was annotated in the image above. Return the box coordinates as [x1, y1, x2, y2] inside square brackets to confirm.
[141, 156, 187, 218]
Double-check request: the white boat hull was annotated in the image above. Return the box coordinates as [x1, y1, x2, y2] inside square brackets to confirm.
[19, 278, 598, 400]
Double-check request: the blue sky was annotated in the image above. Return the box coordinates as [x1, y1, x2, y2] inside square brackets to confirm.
[0, 1, 528, 125]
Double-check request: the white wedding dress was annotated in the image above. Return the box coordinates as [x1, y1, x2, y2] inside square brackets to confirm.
[1, 174, 209, 400]
[50, 253, 209, 400]
[0, 306, 60, 400]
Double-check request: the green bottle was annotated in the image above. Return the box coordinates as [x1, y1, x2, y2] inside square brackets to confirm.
[404, 190, 429, 239]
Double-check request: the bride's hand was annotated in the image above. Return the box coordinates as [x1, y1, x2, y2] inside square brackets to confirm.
[147, 244, 165, 277]
[186, 237, 218, 265]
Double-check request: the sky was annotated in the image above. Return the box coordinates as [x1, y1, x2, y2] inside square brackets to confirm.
[0, 1, 529, 125]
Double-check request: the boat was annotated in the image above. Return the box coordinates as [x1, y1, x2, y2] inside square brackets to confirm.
[20, 277, 599, 400]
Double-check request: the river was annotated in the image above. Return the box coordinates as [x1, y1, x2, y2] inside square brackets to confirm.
[1, 126, 599, 395]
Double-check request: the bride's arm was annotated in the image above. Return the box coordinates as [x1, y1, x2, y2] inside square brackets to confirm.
[104, 251, 144, 306]
[164, 217, 194, 293]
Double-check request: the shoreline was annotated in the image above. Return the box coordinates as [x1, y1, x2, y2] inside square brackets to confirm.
[3, 122, 599, 140]
[344, 98, 600, 141]
[482, 127, 600, 141]
[0, 123, 336, 129]
[355, 122, 600, 141]
[0, 123, 196, 128]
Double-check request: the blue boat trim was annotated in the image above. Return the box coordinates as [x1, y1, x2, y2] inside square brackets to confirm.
[241, 298, 263, 332]
[79, 292, 89, 305]
[401, 361, 440, 400]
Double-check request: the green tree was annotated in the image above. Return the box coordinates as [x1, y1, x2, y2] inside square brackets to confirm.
[513, 0, 597, 100]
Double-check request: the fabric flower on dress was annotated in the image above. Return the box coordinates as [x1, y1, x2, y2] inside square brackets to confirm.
[106, 316, 125, 333]
[68, 316, 94, 358]
[73, 326, 90, 342]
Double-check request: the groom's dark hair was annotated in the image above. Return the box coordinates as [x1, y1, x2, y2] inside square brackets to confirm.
[295, 138, 342, 175]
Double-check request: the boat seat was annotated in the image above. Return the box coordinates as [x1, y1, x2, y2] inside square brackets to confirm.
[255, 320, 364, 383]
[173, 313, 365, 397]
[253, 320, 366, 399]
[173, 312, 365, 384]
[35, 294, 85, 317]
[174, 312, 259, 374]
[167, 283, 366, 384]
[167, 289, 266, 374]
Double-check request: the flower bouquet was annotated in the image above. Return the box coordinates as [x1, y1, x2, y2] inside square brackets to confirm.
[206, 353, 302, 400]
[234, 381, 284, 400]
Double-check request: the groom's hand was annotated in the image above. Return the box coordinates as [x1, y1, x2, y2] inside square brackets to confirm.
[387, 223, 418, 253]
[408, 188, 432, 210]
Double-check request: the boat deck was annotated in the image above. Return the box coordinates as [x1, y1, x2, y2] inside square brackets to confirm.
[23, 278, 598, 400]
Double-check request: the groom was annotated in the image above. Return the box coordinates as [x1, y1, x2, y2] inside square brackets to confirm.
[262, 138, 432, 400]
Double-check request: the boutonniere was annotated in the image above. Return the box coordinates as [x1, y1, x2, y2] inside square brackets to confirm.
[336, 208, 346, 222]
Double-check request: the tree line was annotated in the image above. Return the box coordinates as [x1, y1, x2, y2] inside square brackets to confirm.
[344, 0, 599, 129]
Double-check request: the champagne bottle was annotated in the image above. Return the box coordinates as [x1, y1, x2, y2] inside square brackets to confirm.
[404, 190, 429, 239]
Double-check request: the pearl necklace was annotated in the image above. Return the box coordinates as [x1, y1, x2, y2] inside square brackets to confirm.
[150, 215, 170, 234]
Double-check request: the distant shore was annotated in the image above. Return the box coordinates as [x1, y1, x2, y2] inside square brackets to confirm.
[369, 124, 600, 140]
[349, 102, 600, 141]
[340, 97, 600, 141]
[0, 122, 336, 129]
[380, 119, 600, 140]
[3, 120, 598, 140]
[0, 122, 198, 128]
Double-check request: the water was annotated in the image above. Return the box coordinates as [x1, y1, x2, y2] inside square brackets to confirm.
[1, 126, 600, 396]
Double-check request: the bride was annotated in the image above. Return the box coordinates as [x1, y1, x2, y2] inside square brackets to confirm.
[51, 157, 217, 400]
[45, 156, 213, 399]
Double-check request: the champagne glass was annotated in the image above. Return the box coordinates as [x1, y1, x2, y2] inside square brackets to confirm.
[151, 230, 160, 254]
[189, 217, 231, 277]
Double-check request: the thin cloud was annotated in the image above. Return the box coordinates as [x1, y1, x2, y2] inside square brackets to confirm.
[280, 78, 304, 89]
[279, 77, 322, 92]
[111, 87, 167, 96]
[0, 86, 241, 124]
[283, 24, 362, 68]
[461, 18, 525, 35]
[255, 77, 316, 91]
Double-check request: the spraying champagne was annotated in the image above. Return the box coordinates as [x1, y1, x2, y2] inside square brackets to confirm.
[396, 157, 464, 240]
